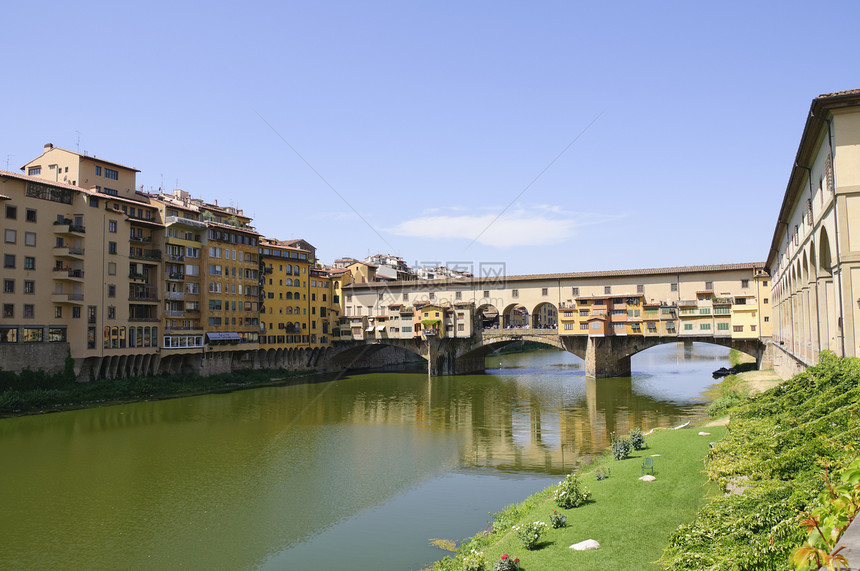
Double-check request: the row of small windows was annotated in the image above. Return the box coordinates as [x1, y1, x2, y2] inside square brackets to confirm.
[0, 326, 66, 343]
[5, 205, 37, 221]
[103, 326, 159, 349]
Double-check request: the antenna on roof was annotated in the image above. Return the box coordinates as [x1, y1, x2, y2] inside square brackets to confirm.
[75, 130, 81, 153]
[6, 155, 14, 170]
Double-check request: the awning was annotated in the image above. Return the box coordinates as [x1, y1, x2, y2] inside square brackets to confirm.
[207, 332, 241, 341]
[366, 326, 374, 332]
[421, 319, 441, 326]
[376, 325, 385, 331]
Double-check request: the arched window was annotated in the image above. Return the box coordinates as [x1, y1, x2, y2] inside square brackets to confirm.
[103, 327, 111, 349]
[144, 327, 151, 347]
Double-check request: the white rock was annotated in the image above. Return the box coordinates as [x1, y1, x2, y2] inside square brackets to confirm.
[570, 539, 600, 551]
[650, 454, 661, 457]
[639, 475, 657, 481]
[698, 431, 711, 436]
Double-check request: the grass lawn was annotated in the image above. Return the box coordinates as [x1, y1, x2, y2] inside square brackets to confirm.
[470, 425, 727, 570]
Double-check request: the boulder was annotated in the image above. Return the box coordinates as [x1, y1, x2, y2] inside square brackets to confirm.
[570, 539, 600, 551]
[639, 475, 657, 482]
[698, 431, 711, 436]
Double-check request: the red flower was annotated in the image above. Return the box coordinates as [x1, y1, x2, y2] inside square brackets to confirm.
[514, 558, 520, 563]
[501, 554, 508, 560]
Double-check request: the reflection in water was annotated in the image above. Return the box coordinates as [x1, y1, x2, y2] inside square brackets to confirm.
[0, 343, 727, 570]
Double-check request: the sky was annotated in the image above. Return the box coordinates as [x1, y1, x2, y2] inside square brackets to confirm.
[3, 1, 859, 276]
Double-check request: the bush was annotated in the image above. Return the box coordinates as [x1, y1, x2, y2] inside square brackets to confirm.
[595, 466, 610, 480]
[611, 435, 632, 460]
[461, 549, 486, 571]
[491, 554, 520, 571]
[629, 426, 645, 450]
[707, 392, 746, 417]
[512, 521, 548, 550]
[549, 509, 566, 528]
[554, 472, 590, 508]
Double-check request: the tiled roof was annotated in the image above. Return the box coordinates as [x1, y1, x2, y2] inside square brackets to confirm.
[818, 88, 860, 99]
[344, 262, 767, 289]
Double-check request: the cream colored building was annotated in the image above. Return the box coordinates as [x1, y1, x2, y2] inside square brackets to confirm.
[768, 89, 860, 378]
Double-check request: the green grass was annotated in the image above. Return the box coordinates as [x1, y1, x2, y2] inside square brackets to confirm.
[434, 425, 726, 570]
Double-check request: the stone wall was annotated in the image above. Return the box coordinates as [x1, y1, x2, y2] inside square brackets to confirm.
[0, 342, 69, 376]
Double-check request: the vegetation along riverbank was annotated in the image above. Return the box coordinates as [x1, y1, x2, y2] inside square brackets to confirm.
[0, 361, 315, 418]
[430, 353, 860, 570]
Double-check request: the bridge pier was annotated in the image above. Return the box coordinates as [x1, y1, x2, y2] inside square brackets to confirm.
[585, 337, 632, 378]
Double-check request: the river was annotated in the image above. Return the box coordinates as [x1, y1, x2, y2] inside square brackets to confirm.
[0, 342, 730, 570]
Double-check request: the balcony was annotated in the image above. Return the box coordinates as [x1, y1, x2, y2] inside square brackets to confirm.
[168, 254, 185, 262]
[51, 292, 84, 305]
[130, 249, 162, 262]
[129, 295, 160, 302]
[53, 220, 86, 235]
[167, 291, 184, 300]
[129, 235, 153, 244]
[129, 316, 159, 322]
[165, 310, 185, 317]
[166, 272, 185, 281]
[52, 268, 85, 282]
[53, 245, 85, 259]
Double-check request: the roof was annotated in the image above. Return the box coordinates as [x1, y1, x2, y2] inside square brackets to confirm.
[343, 262, 767, 290]
[21, 145, 140, 173]
[260, 238, 310, 252]
[0, 168, 89, 192]
[766, 89, 860, 270]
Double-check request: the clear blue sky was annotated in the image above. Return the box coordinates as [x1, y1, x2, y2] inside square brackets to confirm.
[3, 1, 858, 275]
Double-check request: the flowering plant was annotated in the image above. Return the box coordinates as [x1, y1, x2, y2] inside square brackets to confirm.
[462, 548, 486, 571]
[554, 472, 590, 508]
[549, 509, 567, 528]
[492, 553, 520, 571]
[512, 521, 548, 550]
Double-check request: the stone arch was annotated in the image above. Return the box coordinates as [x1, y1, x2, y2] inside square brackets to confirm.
[819, 227, 833, 276]
[530, 302, 559, 328]
[502, 303, 529, 328]
[475, 303, 500, 329]
[809, 240, 817, 280]
[802, 252, 809, 284]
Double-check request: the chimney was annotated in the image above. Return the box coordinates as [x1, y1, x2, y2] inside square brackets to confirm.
[44, 143, 54, 151]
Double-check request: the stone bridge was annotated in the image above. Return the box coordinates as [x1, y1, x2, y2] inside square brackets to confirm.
[325, 329, 773, 378]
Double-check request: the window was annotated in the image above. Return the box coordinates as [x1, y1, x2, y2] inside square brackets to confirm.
[89, 196, 99, 207]
[402, 293, 408, 301]
[108, 242, 117, 254]
[5, 229, 16, 243]
[23, 304, 34, 318]
[733, 325, 743, 332]
[671, 283, 678, 292]
[579, 323, 588, 330]
[55, 306, 63, 318]
[541, 288, 548, 296]
[95, 166, 102, 176]
[6, 205, 16, 218]
[104, 168, 119, 180]
[604, 286, 611, 294]
[107, 285, 116, 298]
[699, 308, 711, 315]
[455, 291, 462, 300]
[28, 166, 41, 176]
[512, 289, 519, 298]
[429, 292, 435, 300]
[2, 304, 12, 318]
[24, 257, 34, 270]
[763, 280, 768, 287]
[3, 280, 12, 293]
[764, 298, 769, 304]
[741, 279, 749, 288]
[764, 316, 770, 322]
[705, 281, 713, 290]
[591, 322, 601, 329]
[572, 287, 579, 296]
[637, 284, 644, 294]
[108, 262, 116, 275]
[24, 232, 36, 246]
[109, 220, 117, 233]
[684, 323, 693, 331]
[717, 322, 729, 331]
[483, 290, 490, 298]
[25, 209, 36, 222]
[107, 306, 116, 319]
[751, 325, 756, 332]
[23, 281, 34, 294]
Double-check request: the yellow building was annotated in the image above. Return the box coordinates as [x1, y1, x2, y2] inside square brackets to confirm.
[260, 239, 311, 348]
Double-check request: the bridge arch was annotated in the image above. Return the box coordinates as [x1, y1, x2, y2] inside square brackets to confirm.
[476, 304, 501, 329]
[530, 302, 558, 329]
[502, 303, 529, 328]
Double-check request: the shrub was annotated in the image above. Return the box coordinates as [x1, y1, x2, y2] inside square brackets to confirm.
[549, 509, 566, 528]
[491, 554, 520, 571]
[461, 549, 486, 571]
[707, 392, 746, 417]
[554, 472, 590, 508]
[512, 521, 548, 550]
[611, 435, 632, 460]
[629, 426, 645, 450]
[595, 466, 610, 480]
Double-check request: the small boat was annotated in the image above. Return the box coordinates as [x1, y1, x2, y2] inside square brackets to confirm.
[712, 366, 737, 379]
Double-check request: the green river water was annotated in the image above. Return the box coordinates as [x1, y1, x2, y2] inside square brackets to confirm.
[0, 343, 730, 570]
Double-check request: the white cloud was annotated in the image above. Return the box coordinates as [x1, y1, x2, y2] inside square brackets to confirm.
[387, 207, 625, 248]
